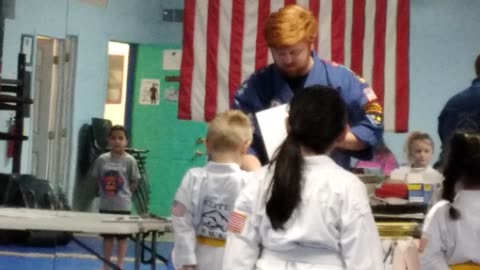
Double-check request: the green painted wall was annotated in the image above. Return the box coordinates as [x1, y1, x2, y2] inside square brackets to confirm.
[131, 44, 207, 216]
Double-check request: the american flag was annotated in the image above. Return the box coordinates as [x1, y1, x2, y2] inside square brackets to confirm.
[178, 0, 410, 132]
[171, 200, 186, 217]
[228, 210, 247, 234]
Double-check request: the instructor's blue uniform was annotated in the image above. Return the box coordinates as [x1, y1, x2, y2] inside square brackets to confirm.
[233, 53, 384, 169]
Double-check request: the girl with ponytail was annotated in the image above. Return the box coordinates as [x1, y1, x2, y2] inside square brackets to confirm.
[223, 85, 383, 270]
[421, 132, 480, 269]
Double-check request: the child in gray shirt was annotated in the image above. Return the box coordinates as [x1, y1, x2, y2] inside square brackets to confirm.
[91, 125, 140, 270]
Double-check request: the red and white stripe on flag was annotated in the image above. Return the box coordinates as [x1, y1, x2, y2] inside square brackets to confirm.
[171, 200, 186, 217]
[179, 0, 410, 132]
[228, 210, 248, 234]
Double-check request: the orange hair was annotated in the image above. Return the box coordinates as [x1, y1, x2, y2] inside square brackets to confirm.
[264, 5, 318, 48]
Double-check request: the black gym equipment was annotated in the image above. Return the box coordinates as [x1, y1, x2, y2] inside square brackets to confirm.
[0, 54, 71, 246]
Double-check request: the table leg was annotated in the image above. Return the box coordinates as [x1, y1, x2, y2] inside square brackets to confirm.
[151, 231, 157, 270]
[135, 233, 141, 270]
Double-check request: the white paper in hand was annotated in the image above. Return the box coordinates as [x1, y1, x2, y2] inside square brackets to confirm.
[255, 104, 288, 161]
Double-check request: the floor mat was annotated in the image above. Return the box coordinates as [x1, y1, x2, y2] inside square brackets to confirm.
[0, 235, 174, 270]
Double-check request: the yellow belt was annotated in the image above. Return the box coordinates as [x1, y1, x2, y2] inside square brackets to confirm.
[196, 236, 225, 247]
[450, 263, 480, 270]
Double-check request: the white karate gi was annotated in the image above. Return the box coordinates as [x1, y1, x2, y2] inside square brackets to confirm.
[223, 155, 384, 270]
[171, 162, 252, 270]
[421, 191, 480, 270]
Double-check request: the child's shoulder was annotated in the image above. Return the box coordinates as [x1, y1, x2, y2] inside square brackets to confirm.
[336, 169, 367, 189]
[121, 152, 137, 161]
[183, 166, 209, 179]
[423, 200, 450, 231]
[96, 152, 111, 161]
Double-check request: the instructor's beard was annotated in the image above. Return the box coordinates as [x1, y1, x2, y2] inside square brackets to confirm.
[275, 56, 314, 79]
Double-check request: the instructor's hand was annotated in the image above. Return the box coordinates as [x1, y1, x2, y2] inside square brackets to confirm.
[335, 125, 367, 151]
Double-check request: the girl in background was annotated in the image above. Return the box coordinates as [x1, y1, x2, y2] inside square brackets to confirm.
[390, 132, 444, 204]
[391, 132, 443, 183]
[421, 132, 480, 269]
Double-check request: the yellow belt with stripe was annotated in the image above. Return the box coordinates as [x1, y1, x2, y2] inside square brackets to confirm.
[196, 236, 226, 247]
[450, 263, 480, 270]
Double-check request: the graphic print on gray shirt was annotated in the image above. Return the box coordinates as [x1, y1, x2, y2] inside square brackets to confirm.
[91, 152, 140, 211]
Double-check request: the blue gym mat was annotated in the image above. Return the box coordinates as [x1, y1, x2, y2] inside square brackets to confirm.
[0, 235, 174, 270]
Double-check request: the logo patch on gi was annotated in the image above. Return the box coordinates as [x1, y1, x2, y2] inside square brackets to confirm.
[201, 210, 229, 232]
[228, 210, 247, 234]
[171, 200, 186, 217]
[363, 87, 377, 102]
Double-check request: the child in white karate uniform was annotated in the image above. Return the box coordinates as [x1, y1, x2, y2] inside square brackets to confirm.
[390, 132, 444, 204]
[223, 86, 384, 270]
[421, 132, 480, 270]
[391, 132, 443, 184]
[171, 110, 254, 270]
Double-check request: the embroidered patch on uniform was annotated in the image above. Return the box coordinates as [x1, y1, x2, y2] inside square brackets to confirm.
[236, 81, 248, 96]
[367, 113, 383, 126]
[171, 200, 186, 217]
[228, 211, 247, 234]
[363, 87, 378, 102]
[364, 101, 383, 114]
[356, 75, 366, 83]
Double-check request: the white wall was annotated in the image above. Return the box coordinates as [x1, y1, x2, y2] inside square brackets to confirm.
[0, 0, 183, 203]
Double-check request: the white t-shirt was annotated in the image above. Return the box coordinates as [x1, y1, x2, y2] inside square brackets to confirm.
[390, 165, 444, 184]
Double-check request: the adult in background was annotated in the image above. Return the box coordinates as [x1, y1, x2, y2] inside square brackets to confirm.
[437, 53, 480, 169]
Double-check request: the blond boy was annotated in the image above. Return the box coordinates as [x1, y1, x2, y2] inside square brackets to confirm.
[171, 110, 253, 270]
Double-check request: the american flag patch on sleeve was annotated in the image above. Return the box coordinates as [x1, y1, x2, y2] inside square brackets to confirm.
[171, 200, 186, 217]
[228, 210, 247, 234]
[363, 87, 378, 102]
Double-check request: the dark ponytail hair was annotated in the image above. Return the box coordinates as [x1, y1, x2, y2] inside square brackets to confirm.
[442, 132, 480, 220]
[266, 85, 347, 230]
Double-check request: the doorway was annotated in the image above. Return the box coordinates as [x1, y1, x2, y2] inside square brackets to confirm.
[103, 41, 130, 125]
[31, 35, 76, 193]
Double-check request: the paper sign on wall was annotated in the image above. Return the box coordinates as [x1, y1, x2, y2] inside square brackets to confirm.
[139, 79, 160, 105]
[163, 50, 182, 70]
[164, 87, 178, 102]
